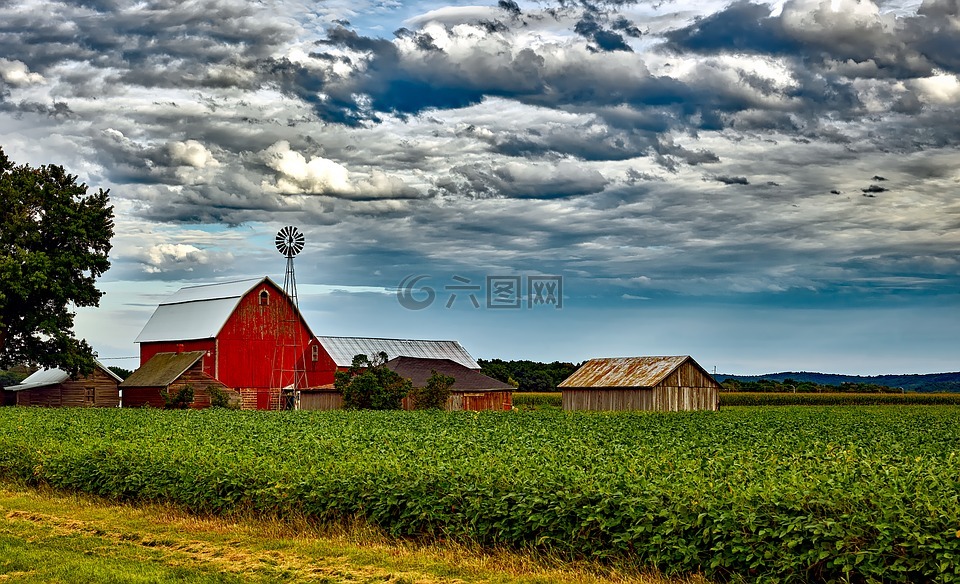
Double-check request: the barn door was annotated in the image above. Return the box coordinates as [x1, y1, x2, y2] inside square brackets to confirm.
[256, 390, 271, 410]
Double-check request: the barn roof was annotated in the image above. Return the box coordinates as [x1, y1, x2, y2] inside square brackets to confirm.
[317, 336, 480, 369]
[8, 360, 121, 391]
[559, 356, 695, 388]
[385, 357, 513, 391]
[135, 277, 293, 343]
[120, 351, 205, 388]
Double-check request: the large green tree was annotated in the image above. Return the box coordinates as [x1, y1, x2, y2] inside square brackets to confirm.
[0, 147, 114, 376]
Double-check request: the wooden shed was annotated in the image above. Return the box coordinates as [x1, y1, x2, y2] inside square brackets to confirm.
[120, 350, 237, 409]
[559, 356, 720, 412]
[7, 361, 121, 407]
[386, 356, 514, 411]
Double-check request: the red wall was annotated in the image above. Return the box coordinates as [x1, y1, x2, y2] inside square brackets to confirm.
[138, 281, 337, 402]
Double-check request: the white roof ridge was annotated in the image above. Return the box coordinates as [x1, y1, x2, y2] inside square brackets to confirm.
[159, 277, 266, 306]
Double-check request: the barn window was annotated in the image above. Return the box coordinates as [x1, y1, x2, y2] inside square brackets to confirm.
[311, 345, 319, 362]
[259, 290, 270, 306]
[85, 386, 95, 405]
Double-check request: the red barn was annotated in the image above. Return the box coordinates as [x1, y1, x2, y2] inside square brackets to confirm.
[134, 277, 326, 410]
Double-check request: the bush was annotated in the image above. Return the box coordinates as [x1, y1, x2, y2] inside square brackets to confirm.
[336, 352, 412, 410]
[207, 385, 236, 409]
[161, 384, 194, 409]
[410, 371, 454, 410]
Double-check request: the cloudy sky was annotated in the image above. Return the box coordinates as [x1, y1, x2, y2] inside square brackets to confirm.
[3, 0, 959, 375]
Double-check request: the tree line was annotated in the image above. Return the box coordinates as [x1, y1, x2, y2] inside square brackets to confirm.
[720, 378, 902, 393]
[478, 359, 579, 392]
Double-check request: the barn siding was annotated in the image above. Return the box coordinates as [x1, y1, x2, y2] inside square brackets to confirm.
[562, 388, 654, 411]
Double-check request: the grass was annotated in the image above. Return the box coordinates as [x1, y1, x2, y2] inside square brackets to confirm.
[0, 482, 702, 584]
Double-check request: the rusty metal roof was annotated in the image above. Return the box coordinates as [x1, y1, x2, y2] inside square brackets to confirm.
[120, 351, 205, 388]
[316, 336, 480, 369]
[9, 360, 122, 391]
[385, 357, 513, 391]
[558, 356, 691, 388]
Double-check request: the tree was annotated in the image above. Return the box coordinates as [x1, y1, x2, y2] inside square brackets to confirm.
[410, 370, 455, 410]
[0, 147, 114, 376]
[336, 352, 412, 410]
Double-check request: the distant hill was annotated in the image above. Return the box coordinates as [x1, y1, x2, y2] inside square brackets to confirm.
[716, 371, 960, 393]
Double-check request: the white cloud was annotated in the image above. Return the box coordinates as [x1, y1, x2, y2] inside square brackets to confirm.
[0, 58, 44, 86]
[910, 74, 960, 104]
[135, 243, 226, 274]
[167, 140, 220, 169]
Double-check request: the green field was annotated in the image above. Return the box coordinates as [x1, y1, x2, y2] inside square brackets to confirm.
[1, 407, 959, 582]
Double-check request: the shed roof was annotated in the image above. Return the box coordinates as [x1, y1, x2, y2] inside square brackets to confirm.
[8, 360, 122, 391]
[135, 277, 295, 343]
[385, 357, 513, 391]
[317, 336, 480, 369]
[119, 351, 205, 388]
[559, 356, 695, 388]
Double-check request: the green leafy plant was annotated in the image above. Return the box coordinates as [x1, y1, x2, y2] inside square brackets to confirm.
[3, 406, 960, 582]
[410, 370, 454, 410]
[206, 385, 236, 409]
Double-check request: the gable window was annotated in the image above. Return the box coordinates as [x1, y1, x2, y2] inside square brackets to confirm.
[311, 345, 319, 362]
[259, 290, 270, 306]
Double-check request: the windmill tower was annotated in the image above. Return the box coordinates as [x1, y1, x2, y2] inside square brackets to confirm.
[271, 225, 306, 410]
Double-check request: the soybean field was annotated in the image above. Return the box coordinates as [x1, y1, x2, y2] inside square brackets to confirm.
[1, 406, 958, 582]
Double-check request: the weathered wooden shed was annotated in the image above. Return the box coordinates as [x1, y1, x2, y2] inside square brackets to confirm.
[135, 277, 325, 410]
[7, 361, 121, 407]
[387, 356, 514, 411]
[120, 350, 237, 409]
[559, 356, 720, 412]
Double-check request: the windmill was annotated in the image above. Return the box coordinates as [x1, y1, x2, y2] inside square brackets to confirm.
[271, 226, 306, 410]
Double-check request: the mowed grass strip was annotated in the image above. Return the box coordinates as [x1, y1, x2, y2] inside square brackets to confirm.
[0, 483, 695, 584]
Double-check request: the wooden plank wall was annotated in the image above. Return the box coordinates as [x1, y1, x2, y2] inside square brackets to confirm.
[563, 387, 718, 411]
[455, 391, 512, 411]
[657, 361, 721, 390]
[652, 386, 719, 411]
[562, 389, 654, 411]
[298, 391, 343, 411]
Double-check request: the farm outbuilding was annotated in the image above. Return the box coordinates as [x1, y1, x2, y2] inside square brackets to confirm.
[134, 277, 326, 410]
[386, 356, 514, 411]
[6, 360, 121, 407]
[559, 356, 721, 412]
[120, 350, 238, 409]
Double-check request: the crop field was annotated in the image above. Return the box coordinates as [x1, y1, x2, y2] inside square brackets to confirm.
[1, 406, 959, 582]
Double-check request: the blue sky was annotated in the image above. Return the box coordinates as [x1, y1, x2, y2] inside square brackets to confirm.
[2, 0, 959, 375]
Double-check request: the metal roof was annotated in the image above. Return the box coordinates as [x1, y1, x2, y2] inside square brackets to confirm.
[386, 357, 513, 391]
[120, 351, 205, 388]
[316, 336, 480, 369]
[135, 277, 284, 343]
[558, 356, 691, 388]
[161, 277, 265, 305]
[8, 360, 122, 391]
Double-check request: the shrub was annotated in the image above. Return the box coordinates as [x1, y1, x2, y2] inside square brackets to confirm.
[410, 371, 454, 410]
[161, 384, 194, 409]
